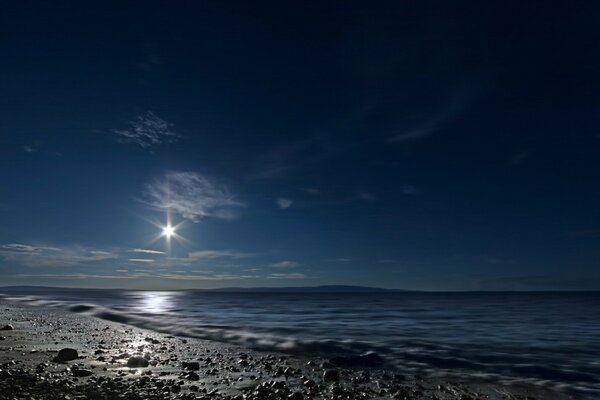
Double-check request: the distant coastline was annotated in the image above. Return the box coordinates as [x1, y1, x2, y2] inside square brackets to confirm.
[1, 285, 598, 293]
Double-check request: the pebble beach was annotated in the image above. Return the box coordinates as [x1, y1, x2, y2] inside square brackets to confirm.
[0, 302, 576, 400]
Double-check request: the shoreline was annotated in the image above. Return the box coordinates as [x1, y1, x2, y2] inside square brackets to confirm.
[0, 301, 577, 400]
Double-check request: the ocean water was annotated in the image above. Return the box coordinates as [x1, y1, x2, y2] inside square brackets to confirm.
[1, 289, 599, 396]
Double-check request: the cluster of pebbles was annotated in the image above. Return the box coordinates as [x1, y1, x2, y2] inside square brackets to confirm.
[0, 304, 573, 400]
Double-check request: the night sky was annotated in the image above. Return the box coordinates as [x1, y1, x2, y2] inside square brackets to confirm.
[1, 1, 598, 290]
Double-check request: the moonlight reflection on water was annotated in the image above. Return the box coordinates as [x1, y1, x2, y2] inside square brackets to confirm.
[136, 291, 177, 314]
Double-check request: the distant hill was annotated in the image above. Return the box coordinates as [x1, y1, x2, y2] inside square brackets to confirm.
[203, 285, 403, 293]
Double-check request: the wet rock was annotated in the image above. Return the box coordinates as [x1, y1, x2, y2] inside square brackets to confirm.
[0, 324, 14, 331]
[303, 379, 316, 387]
[323, 369, 340, 382]
[53, 348, 79, 362]
[126, 355, 149, 368]
[185, 371, 200, 381]
[182, 361, 200, 371]
[288, 392, 303, 400]
[72, 368, 94, 377]
[331, 385, 344, 397]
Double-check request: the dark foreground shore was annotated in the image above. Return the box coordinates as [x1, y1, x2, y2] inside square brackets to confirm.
[0, 302, 575, 400]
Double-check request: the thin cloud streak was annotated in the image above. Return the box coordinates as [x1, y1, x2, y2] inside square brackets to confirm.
[389, 91, 468, 143]
[268, 273, 306, 279]
[187, 250, 253, 260]
[270, 261, 299, 268]
[0, 243, 116, 267]
[129, 248, 165, 255]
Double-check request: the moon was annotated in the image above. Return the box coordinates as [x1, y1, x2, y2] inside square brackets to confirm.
[162, 225, 175, 238]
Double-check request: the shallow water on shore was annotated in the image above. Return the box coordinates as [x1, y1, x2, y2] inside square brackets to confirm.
[1, 289, 599, 395]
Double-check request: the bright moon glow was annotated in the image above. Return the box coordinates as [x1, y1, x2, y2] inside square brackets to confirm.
[162, 225, 175, 238]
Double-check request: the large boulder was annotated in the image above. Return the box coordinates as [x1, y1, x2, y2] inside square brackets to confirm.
[72, 368, 94, 377]
[127, 355, 149, 368]
[182, 361, 200, 371]
[53, 348, 79, 362]
[0, 324, 13, 331]
[323, 369, 340, 382]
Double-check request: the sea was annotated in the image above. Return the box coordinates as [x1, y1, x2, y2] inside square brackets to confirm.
[1, 288, 598, 397]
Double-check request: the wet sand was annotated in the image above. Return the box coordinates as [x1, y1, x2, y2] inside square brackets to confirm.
[0, 302, 575, 400]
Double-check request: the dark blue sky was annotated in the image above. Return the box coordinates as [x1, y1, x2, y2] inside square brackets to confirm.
[0, 1, 598, 290]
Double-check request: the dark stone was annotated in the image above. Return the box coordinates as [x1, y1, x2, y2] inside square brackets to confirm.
[329, 352, 384, 368]
[288, 392, 303, 400]
[53, 348, 79, 362]
[303, 379, 316, 387]
[182, 361, 200, 371]
[323, 369, 340, 382]
[185, 372, 200, 381]
[127, 355, 149, 368]
[331, 385, 344, 396]
[72, 368, 94, 377]
[0, 324, 14, 331]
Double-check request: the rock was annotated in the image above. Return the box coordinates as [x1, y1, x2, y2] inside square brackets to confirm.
[329, 351, 384, 368]
[331, 385, 344, 396]
[72, 368, 94, 377]
[182, 361, 200, 371]
[323, 369, 340, 382]
[288, 392, 303, 400]
[185, 371, 200, 381]
[303, 379, 316, 387]
[127, 355, 149, 368]
[0, 324, 14, 331]
[53, 348, 79, 362]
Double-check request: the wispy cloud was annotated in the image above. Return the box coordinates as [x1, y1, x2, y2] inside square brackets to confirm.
[143, 171, 244, 222]
[158, 273, 258, 281]
[304, 188, 321, 195]
[267, 272, 306, 279]
[509, 151, 528, 166]
[128, 258, 156, 263]
[129, 248, 165, 255]
[0, 243, 116, 267]
[390, 127, 437, 143]
[270, 260, 299, 268]
[114, 111, 179, 148]
[187, 250, 253, 260]
[276, 198, 293, 209]
[12, 273, 138, 280]
[389, 92, 467, 143]
[359, 192, 375, 201]
[402, 185, 419, 195]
